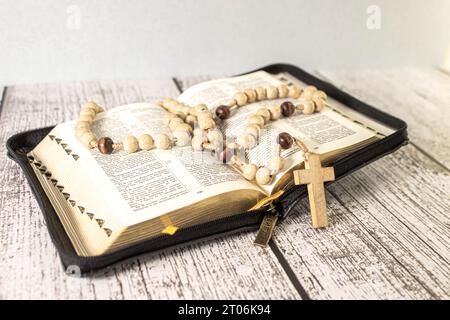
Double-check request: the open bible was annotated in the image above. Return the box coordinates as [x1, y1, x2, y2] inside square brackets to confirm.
[28, 70, 392, 256]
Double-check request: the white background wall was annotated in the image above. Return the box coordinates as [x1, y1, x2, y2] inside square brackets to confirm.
[1, 0, 449, 85]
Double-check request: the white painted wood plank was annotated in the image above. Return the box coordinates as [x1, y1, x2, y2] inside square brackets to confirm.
[177, 71, 450, 299]
[0, 80, 300, 299]
[274, 145, 450, 299]
[316, 68, 450, 169]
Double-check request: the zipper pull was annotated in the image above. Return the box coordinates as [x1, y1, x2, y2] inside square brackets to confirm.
[254, 203, 279, 248]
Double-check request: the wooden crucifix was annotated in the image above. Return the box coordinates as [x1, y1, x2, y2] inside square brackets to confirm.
[293, 153, 335, 228]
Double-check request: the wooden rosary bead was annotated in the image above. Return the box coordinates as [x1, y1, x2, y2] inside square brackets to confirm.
[245, 124, 261, 138]
[80, 131, 97, 148]
[79, 114, 94, 124]
[277, 85, 289, 98]
[268, 105, 281, 120]
[197, 111, 213, 122]
[98, 137, 114, 154]
[255, 87, 267, 100]
[168, 117, 184, 131]
[75, 121, 90, 130]
[244, 89, 257, 103]
[155, 133, 171, 149]
[248, 115, 265, 127]
[256, 108, 271, 124]
[174, 123, 193, 135]
[218, 147, 233, 164]
[302, 100, 315, 114]
[226, 99, 237, 107]
[301, 86, 318, 99]
[194, 104, 208, 115]
[234, 92, 248, 106]
[164, 113, 177, 126]
[256, 167, 272, 185]
[242, 164, 257, 181]
[207, 129, 223, 144]
[124, 136, 139, 153]
[75, 127, 90, 139]
[181, 106, 192, 117]
[288, 86, 302, 99]
[280, 101, 295, 117]
[278, 132, 293, 149]
[215, 105, 231, 120]
[313, 98, 325, 112]
[266, 86, 278, 99]
[185, 115, 197, 127]
[312, 90, 327, 101]
[191, 135, 205, 151]
[237, 133, 257, 149]
[138, 134, 154, 150]
[268, 156, 284, 174]
[80, 109, 96, 118]
[199, 117, 216, 130]
[173, 130, 191, 147]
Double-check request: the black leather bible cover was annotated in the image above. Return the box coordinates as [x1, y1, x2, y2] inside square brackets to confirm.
[6, 64, 408, 274]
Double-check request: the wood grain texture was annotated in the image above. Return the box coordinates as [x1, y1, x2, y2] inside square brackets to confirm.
[316, 68, 450, 169]
[177, 70, 450, 299]
[0, 80, 300, 299]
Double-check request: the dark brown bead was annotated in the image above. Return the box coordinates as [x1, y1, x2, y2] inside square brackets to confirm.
[97, 137, 114, 154]
[218, 147, 234, 164]
[280, 101, 295, 117]
[277, 132, 293, 149]
[215, 105, 231, 120]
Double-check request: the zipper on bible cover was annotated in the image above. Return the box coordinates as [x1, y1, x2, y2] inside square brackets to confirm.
[254, 203, 279, 247]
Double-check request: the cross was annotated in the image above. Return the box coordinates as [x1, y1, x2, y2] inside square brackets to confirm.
[293, 153, 335, 228]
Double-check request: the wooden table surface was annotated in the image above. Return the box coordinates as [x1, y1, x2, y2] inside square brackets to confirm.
[1, 68, 449, 299]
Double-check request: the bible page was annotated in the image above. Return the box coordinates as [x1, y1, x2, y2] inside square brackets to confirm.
[178, 71, 378, 194]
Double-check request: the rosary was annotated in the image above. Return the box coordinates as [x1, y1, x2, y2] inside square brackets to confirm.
[74, 84, 335, 230]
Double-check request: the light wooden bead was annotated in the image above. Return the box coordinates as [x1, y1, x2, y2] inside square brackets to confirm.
[82, 101, 102, 113]
[191, 136, 205, 151]
[277, 85, 289, 98]
[207, 129, 223, 144]
[199, 117, 216, 130]
[242, 164, 257, 181]
[226, 99, 237, 107]
[75, 121, 90, 130]
[245, 124, 261, 138]
[181, 106, 192, 116]
[266, 86, 278, 99]
[255, 87, 267, 100]
[173, 130, 191, 147]
[80, 109, 96, 118]
[268, 156, 284, 174]
[312, 90, 327, 101]
[194, 104, 208, 115]
[138, 134, 154, 150]
[268, 105, 281, 120]
[123, 136, 139, 153]
[79, 114, 94, 124]
[168, 117, 184, 131]
[75, 127, 90, 139]
[256, 108, 271, 124]
[256, 167, 273, 185]
[237, 134, 257, 149]
[248, 115, 265, 127]
[234, 92, 248, 106]
[244, 89, 257, 103]
[301, 100, 315, 114]
[288, 85, 302, 99]
[313, 98, 325, 112]
[302, 86, 318, 99]
[80, 131, 97, 148]
[174, 123, 193, 134]
[174, 111, 186, 121]
[161, 98, 177, 109]
[185, 115, 197, 127]
[197, 111, 213, 122]
[155, 133, 171, 150]
[164, 113, 177, 126]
